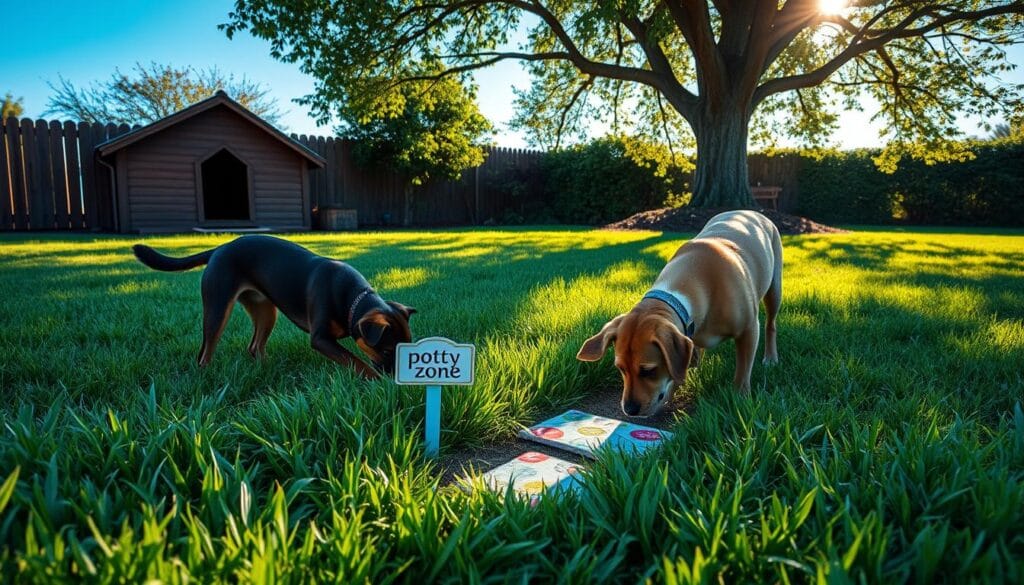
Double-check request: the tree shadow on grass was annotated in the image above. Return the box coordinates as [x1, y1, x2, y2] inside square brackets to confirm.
[771, 289, 1023, 430]
[784, 237, 1024, 274]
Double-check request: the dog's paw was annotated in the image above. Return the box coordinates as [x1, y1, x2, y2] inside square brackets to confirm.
[762, 355, 779, 366]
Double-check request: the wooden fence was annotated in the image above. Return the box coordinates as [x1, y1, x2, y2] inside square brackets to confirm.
[289, 135, 544, 226]
[1, 115, 807, 232]
[748, 152, 803, 212]
[1, 117, 136, 231]
[0, 117, 545, 231]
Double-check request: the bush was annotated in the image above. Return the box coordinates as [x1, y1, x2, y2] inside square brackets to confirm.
[540, 136, 692, 225]
[892, 140, 1024, 225]
[795, 150, 895, 224]
[794, 140, 1024, 226]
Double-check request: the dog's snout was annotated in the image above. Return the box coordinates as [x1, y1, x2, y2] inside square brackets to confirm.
[622, 399, 642, 416]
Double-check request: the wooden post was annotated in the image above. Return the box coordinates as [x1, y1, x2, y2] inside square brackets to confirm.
[424, 385, 441, 457]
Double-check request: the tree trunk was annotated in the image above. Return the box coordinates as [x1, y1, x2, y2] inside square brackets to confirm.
[688, 105, 756, 209]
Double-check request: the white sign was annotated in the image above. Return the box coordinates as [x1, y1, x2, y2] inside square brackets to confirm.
[395, 337, 475, 386]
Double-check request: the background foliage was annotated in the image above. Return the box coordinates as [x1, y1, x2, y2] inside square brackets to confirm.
[45, 62, 282, 126]
[795, 140, 1024, 226]
[493, 136, 1024, 227]
[538, 135, 693, 224]
[1, 92, 24, 119]
[346, 76, 493, 187]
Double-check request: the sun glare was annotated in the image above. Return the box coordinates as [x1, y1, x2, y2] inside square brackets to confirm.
[819, 0, 848, 15]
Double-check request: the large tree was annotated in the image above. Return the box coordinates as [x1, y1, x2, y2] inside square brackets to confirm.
[46, 62, 282, 126]
[223, 1, 1024, 208]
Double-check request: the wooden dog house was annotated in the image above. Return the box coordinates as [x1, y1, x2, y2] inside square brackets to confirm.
[97, 91, 325, 233]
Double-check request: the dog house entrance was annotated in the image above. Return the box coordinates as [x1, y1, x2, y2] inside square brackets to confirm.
[201, 149, 250, 221]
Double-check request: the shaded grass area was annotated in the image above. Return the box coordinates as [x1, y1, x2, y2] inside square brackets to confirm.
[0, 227, 1022, 582]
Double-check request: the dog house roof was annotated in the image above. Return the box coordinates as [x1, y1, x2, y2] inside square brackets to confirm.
[96, 90, 326, 167]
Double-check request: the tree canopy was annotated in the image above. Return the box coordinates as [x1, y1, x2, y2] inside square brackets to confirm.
[45, 62, 283, 126]
[346, 76, 492, 187]
[345, 75, 492, 225]
[224, 1, 1024, 208]
[2, 92, 23, 120]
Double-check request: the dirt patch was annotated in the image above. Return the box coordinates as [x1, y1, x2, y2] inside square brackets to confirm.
[438, 385, 694, 486]
[604, 206, 849, 235]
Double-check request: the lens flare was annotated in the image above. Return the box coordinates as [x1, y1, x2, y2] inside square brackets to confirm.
[819, 0, 848, 15]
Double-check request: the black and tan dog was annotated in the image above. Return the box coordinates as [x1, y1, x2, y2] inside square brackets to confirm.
[133, 235, 415, 378]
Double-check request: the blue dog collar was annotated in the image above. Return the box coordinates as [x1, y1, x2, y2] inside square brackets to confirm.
[643, 290, 695, 336]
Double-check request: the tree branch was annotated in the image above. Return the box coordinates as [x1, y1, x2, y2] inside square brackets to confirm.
[554, 76, 594, 149]
[663, 0, 725, 97]
[487, 0, 666, 89]
[754, 3, 1024, 105]
[619, 14, 698, 120]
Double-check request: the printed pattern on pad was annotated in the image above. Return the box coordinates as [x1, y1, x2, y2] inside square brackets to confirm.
[518, 410, 673, 459]
[478, 452, 585, 505]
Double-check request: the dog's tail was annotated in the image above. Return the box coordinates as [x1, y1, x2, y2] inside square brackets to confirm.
[132, 244, 215, 272]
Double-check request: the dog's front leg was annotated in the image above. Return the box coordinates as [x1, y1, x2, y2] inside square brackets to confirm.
[311, 335, 380, 379]
[733, 326, 759, 394]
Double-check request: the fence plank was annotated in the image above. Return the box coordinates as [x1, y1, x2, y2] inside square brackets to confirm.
[332, 138, 346, 207]
[301, 136, 319, 207]
[323, 137, 336, 205]
[315, 136, 327, 205]
[7, 119, 27, 230]
[77, 121, 99, 229]
[49, 120, 70, 229]
[20, 120, 38, 228]
[93, 123, 119, 230]
[22, 120, 44, 228]
[0, 119, 12, 230]
[63, 121, 84, 229]
[34, 119, 57, 229]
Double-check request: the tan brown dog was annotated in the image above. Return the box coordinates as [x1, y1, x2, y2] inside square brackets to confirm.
[577, 210, 782, 416]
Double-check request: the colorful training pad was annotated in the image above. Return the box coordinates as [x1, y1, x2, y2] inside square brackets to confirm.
[478, 451, 585, 503]
[518, 409, 673, 459]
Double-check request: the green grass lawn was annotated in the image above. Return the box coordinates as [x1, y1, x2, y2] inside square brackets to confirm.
[0, 227, 1022, 582]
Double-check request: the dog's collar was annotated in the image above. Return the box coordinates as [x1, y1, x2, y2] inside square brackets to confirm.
[643, 289, 695, 337]
[348, 287, 375, 336]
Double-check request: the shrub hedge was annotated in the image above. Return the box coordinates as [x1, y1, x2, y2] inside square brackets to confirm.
[497, 137, 1023, 227]
[795, 140, 1024, 226]
[537, 136, 691, 224]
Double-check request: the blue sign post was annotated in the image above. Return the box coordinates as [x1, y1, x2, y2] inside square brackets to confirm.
[395, 337, 476, 457]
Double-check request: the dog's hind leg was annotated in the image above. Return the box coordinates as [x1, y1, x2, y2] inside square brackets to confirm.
[197, 274, 240, 367]
[762, 274, 781, 365]
[762, 231, 783, 366]
[239, 290, 277, 359]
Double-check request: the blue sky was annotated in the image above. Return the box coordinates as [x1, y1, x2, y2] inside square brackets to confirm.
[7, 1, 1022, 148]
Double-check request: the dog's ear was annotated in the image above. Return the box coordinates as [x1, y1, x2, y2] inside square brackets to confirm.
[358, 311, 390, 345]
[577, 316, 624, 362]
[652, 321, 693, 384]
[386, 301, 417, 320]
